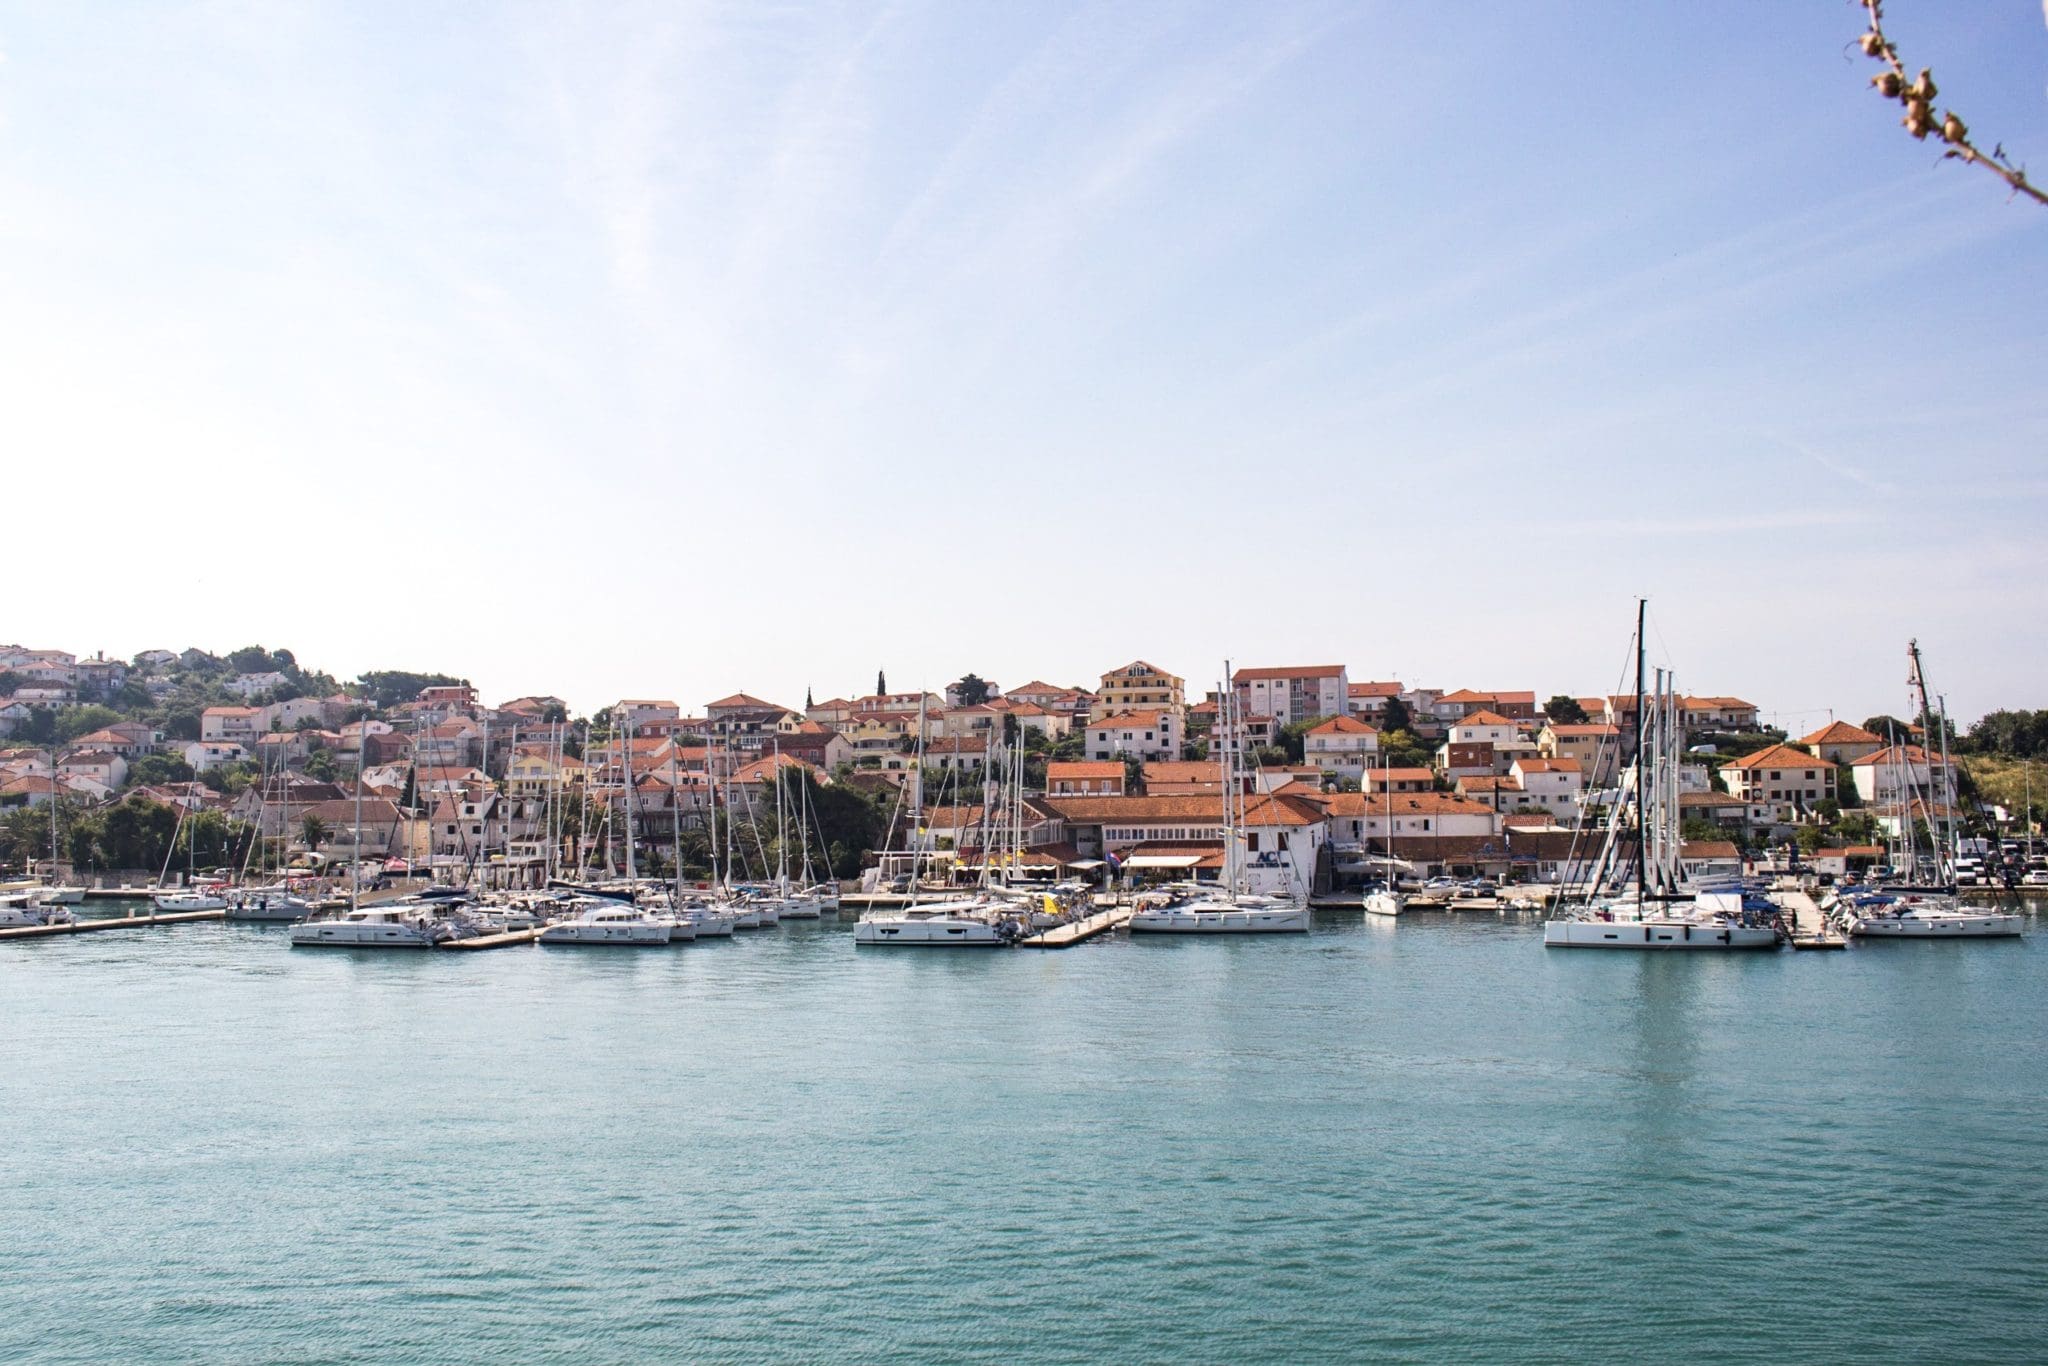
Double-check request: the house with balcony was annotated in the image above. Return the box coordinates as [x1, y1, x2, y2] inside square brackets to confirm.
[1719, 743, 1836, 822]
[1231, 665, 1348, 727]
[1086, 709, 1181, 763]
[1047, 761, 1126, 797]
[1797, 720, 1885, 766]
[1303, 714, 1381, 782]
[1090, 662, 1185, 724]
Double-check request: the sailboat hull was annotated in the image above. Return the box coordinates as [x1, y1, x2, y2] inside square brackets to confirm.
[1542, 919, 1779, 949]
[1848, 912, 2022, 938]
[1129, 906, 1310, 934]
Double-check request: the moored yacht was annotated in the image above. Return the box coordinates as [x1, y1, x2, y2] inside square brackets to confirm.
[152, 887, 230, 912]
[0, 893, 77, 928]
[289, 904, 441, 948]
[538, 903, 674, 945]
[1127, 666, 1309, 936]
[1833, 890, 2022, 939]
[1543, 603, 1782, 952]
[852, 896, 1021, 946]
[1129, 888, 1310, 934]
[226, 885, 315, 922]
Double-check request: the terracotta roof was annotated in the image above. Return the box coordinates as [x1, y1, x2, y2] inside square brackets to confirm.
[707, 692, 785, 711]
[1308, 715, 1379, 735]
[1512, 756, 1581, 774]
[1454, 710, 1516, 728]
[1681, 840, 1740, 860]
[1723, 743, 1822, 771]
[1047, 761, 1125, 780]
[1323, 791, 1499, 818]
[1090, 710, 1171, 730]
[1847, 744, 1945, 768]
[1799, 721, 1882, 747]
[1347, 681, 1403, 698]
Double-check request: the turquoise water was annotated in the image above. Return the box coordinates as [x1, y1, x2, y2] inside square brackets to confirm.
[3, 907, 2045, 1363]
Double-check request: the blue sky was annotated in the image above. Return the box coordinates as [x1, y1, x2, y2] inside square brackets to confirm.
[1, 2, 2043, 727]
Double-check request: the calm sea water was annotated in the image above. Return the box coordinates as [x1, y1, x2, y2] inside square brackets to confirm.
[3, 904, 2044, 1364]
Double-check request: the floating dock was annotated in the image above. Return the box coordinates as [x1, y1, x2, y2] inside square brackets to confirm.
[439, 927, 545, 950]
[1018, 906, 1131, 948]
[0, 909, 227, 940]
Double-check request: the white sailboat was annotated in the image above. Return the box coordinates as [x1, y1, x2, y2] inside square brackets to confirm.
[855, 695, 1022, 946]
[1131, 664, 1310, 935]
[1544, 603, 1780, 950]
[290, 762, 439, 947]
[1834, 643, 2021, 940]
[1362, 752, 1408, 917]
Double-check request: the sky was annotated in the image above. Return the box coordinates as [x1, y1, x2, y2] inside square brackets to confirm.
[1, 2, 2043, 730]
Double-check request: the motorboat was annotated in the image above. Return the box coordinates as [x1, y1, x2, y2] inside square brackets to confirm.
[31, 884, 87, 905]
[0, 894, 77, 928]
[289, 904, 441, 948]
[538, 903, 674, 946]
[852, 897, 1022, 946]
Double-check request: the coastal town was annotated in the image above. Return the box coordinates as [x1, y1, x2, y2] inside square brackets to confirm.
[1, 641, 2033, 902]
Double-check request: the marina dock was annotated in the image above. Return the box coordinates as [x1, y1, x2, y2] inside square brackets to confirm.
[440, 927, 546, 950]
[0, 909, 227, 939]
[1019, 906, 1131, 948]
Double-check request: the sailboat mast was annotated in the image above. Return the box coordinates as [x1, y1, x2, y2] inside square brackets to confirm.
[1632, 598, 1648, 899]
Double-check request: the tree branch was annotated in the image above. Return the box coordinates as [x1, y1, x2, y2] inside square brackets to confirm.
[1858, 0, 2047, 206]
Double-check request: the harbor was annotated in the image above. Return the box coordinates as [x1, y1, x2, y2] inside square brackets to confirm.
[5, 901, 2043, 1364]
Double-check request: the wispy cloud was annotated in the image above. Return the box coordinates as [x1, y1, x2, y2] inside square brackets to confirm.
[1764, 432, 1900, 496]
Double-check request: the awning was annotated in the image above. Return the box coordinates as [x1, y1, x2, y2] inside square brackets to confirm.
[1124, 855, 1201, 869]
[1065, 858, 1108, 869]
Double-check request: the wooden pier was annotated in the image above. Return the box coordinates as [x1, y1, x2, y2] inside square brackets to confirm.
[0, 908, 227, 940]
[439, 927, 545, 950]
[1018, 906, 1131, 948]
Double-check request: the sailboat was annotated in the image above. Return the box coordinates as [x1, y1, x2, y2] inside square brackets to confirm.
[1, 779, 77, 926]
[291, 752, 441, 948]
[1832, 642, 2021, 939]
[1363, 750, 1408, 917]
[1130, 666, 1311, 935]
[1543, 603, 1780, 950]
[769, 746, 823, 919]
[854, 694, 1024, 946]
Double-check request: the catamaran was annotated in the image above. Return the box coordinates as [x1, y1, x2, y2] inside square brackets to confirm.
[1543, 603, 1781, 950]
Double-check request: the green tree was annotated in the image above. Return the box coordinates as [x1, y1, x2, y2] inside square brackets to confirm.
[1795, 825, 1829, 854]
[54, 704, 124, 744]
[1380, 696, 1412, 734]
[301, 813, 330, 851]
[127, 753, 197, 787]
[1544, 695, 1589, 725]
[950, 674, 992, 706]
[355, 670, 467, 708]
[98, 796, 181, 872]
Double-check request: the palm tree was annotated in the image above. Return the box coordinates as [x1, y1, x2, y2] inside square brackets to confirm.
[301, 813, 329, 851]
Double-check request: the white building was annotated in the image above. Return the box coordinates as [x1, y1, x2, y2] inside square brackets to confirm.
[1086, 710, 1181, 763]
[1303, 714, 1381, 782]
[1232, 665, 1349, 727]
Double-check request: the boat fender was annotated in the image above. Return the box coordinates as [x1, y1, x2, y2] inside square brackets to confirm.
[1718, 930, 1730, 944]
